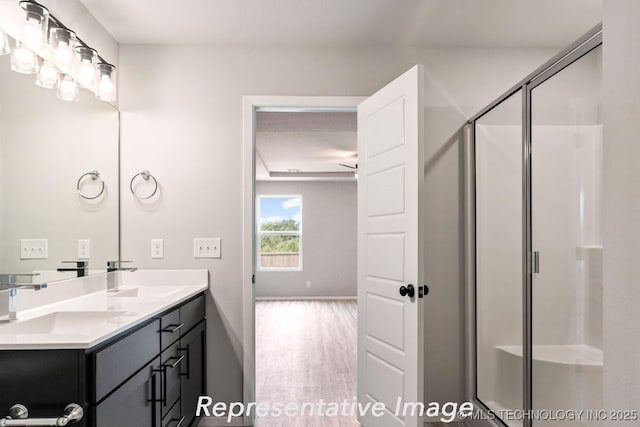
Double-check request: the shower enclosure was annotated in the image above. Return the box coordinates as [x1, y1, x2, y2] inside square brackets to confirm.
[469, 26, 603, 427]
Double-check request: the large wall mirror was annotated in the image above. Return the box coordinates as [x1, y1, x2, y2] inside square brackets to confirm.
[0, 31, 119, 283]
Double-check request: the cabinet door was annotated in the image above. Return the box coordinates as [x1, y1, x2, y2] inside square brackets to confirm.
[162, 401, 184, 427]
[161, 342, 183, 419]
[180, 321, 206, 427]
[0, 350, 84, 425]
[95, 356, 162, 427]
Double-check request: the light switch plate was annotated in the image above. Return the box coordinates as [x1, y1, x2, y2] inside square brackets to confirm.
[78, 239, 90, 259]
[194, 238, 221, 259]
[151, 239, 164, 259]
[20, 239, 48, 259]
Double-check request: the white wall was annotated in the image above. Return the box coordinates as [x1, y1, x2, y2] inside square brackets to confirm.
[118, 44, 559, 419]
[602, 0, 640, 412]
[255, 181, 356, 299]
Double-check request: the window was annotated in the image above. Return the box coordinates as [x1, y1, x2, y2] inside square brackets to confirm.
[257, 195, 302, 270]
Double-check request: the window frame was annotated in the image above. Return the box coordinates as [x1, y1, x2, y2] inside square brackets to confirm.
[256, 194, 303, 272]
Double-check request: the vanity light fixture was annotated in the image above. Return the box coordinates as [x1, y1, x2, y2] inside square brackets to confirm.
[96, 63, 116, 102]
[57, 74, 78, 101]
[35, 60, 58, 88]
[76, 46, 97, 89]
[10, 40, 38, 74]
[49, 27, 76, 72]
[5, 0, 116, 102]
[18, 0, 48, 51]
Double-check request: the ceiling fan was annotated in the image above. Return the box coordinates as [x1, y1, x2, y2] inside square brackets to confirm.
[338, 162, 358, 170]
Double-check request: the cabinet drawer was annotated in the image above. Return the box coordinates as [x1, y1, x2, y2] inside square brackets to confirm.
[179, 294, 205, 336]
[160, 308, 182, 351]
[94, 319, 160, 402]
[161, 342, 183, 418]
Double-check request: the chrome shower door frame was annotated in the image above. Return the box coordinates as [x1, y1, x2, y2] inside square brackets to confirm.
[467, 25, 603, 427]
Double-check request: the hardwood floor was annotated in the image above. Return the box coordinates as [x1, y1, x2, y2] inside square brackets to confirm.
[255, 300, 358, 427]
[254, 299, 463, 427]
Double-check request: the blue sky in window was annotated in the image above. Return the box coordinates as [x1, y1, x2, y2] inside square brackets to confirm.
[259, 197, 301, 225]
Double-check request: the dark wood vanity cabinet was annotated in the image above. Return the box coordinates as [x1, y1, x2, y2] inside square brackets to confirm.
[0, 293, 206, 427]
[180, 321, 206, 427]
[0, 350, 88, 424]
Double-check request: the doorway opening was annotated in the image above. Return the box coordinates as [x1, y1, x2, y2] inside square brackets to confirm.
[242, 97, 364, 426]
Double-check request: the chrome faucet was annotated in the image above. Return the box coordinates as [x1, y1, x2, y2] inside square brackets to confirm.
[106, 261, 137, 292]
[57, 261, 89, 278]
[0, 273, 48, 323]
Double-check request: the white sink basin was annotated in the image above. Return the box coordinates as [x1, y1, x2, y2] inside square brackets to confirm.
[111, 286, 182, 299]
[0, 311, 128, 335]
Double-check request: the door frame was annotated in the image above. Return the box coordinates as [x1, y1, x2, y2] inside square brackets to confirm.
[242, 95, 365, 423]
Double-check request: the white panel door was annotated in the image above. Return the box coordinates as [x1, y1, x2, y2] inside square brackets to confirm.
[357, 65, 424, 427]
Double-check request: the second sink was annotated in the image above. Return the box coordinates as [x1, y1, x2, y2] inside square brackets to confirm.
[110, 286, 182, 299]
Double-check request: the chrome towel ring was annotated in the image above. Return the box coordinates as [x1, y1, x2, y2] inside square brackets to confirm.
[77, 170, 105, 200]
[130, 170, 158, 200]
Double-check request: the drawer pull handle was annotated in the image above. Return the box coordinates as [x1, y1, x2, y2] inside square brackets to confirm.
[162, 323, 184, 333]
[172, 416, 186, 427]
[178, 345, 190, 378]
[165, 355, 185, 369]
[151, 368, 166, 405]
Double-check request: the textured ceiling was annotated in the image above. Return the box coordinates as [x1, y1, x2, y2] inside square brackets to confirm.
[79, 0, 602, 48]
[256, 112, 357, 181]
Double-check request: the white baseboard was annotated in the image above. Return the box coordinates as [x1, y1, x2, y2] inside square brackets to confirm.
[255, 296, 356, 301]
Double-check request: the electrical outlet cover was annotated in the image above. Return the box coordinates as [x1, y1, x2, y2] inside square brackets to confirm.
[78, 239, 90, 259]
[151, 239, 164, 259]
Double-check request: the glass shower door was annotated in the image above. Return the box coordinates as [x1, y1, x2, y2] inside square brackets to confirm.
[475, 90, 523, 426]
[530, 45, 603, 424]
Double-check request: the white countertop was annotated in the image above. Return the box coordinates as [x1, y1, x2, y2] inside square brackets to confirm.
[0, 270, 208, 350]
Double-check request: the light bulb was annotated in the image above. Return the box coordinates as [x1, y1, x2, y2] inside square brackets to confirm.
[54, 41, 74, 68]
[19, 1, 48, 50]
[49, 28, 76, 72]
[57, 75, 78, 101]
[97, 74, 114, 100]
[96, 63, 116, 102]
[11, 42, 38, 74]
[22, 16, 43, 50]
[36, 61, 58, 89]
[77, 59, 96, 89]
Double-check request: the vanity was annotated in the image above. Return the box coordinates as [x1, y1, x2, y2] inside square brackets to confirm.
[0, 271, 208, 427]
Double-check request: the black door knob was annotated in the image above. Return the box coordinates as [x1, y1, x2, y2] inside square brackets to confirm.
[399, 284, 415, 298]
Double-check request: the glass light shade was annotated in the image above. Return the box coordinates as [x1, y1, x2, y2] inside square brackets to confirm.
[49, 28, 76, 71]
[19, 1, 49, 51]
[96, 63, 116, 102]
[11, 41, 39, 74]
[57, 74, 78, 101]
[75, 46, 97, 89]
[0, 29, 10, 56]
[36, 61, 59, 89]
